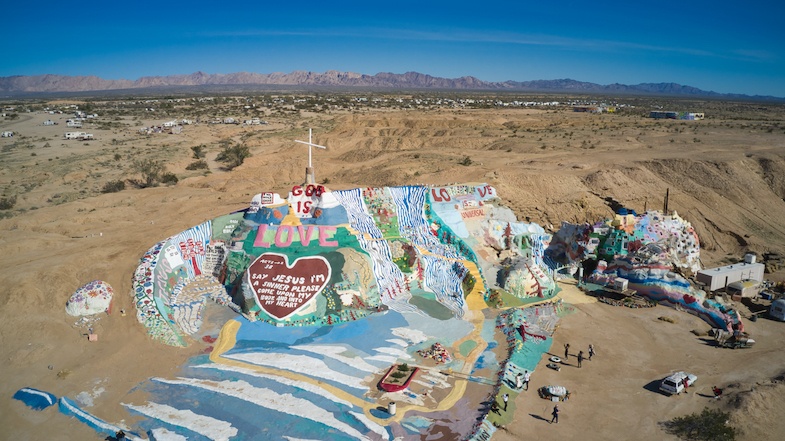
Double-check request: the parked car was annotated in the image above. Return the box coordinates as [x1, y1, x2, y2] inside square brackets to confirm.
[659, 372, 697, 395]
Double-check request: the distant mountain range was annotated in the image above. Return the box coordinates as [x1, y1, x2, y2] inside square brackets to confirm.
[0, 71, 779, 100]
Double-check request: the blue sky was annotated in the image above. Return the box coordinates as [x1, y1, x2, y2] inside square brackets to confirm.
[3, 1, 784, 97]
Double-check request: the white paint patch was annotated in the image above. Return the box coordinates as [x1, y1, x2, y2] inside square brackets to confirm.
[385, 338, 409, 347]
[224, 352, 366, 390]
[191, 364, 353, 407]
[123, 402, 237, 441]
[381, 390, 424, 406]
[291, 344, 380, 373]
[149, 427, 188, 441]
[365, 355, 398, 364]
[391, 327, 428, 345]
[372, 346, 412, 359]
[349, 411, 390, 440]
[152, 377, 369, 440]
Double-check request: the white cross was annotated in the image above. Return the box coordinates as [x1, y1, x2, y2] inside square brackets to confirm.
[294, 128, 327, 168]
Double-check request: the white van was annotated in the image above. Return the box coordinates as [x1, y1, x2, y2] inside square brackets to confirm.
[660, 372, 697, 395]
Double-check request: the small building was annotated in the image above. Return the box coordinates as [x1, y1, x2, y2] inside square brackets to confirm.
[43, 119, 57, 126]
[770, 299, 785, 321]
[64, 132, 93, 140]
[649, 111, 705, 120]
[726, 280, 761, 298]
[696, 261, 765, 291]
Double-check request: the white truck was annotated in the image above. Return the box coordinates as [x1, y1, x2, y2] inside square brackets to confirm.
[659, 372, 697, 395]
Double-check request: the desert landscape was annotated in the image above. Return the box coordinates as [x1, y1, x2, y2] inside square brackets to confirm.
[2, 93, 785, 441]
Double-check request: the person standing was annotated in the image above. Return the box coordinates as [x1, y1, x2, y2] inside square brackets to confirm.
[588, 344, 595, 360]
[523, 370, 531, 391]
[516, 373, 523, 390]
[502, 393, 509, 411]
[577, 351, 584, 368]
[564, 343, 570, 359]
[550, 404, 560, 424]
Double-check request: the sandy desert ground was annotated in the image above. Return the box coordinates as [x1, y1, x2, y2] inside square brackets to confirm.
[2, 96, 785, 440]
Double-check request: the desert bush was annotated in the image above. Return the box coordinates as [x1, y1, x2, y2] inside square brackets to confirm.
[661, 408, 736, 441]
[0, 195, 17, 210]
[161, 172, 179, 184]
[132, 158, 166, 187]
[101, 180, 126, 193]
[390, 371, 407, 379]
[216, 143, 251, 170]
[459, 156, 473, 166]
[398, 363, 409, 372]
[191, 145, 206, 159]
[186, 160, 209, 170]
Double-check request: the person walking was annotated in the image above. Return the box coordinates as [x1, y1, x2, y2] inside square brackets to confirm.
[564, 343, 570, 359]
[577, 351, 584, 368]
[490, 400, 501, 415]
[515, 373, 523, 390]
[523, 370, 530, 391]
[550, 404, 560, 424]
[588, 344, 595, 361]
[502, 393, 509, 411]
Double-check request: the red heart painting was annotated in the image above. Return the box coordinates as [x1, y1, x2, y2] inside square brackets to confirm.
[246, 252, 332, 320]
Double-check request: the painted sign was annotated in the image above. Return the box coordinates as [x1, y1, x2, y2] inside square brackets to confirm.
[253, 224, 339, 248]
[289, 184, 326, 218]
[247, 253, 332, 320]
[461, 208, 486, 220]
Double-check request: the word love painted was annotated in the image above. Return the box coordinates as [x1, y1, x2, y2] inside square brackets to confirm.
[247, 253, 332, 320]
[430, 184, 495, 202]
[253, 224, 339, 248]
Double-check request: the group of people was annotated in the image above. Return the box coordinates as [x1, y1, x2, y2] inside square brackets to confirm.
[564, 343, 595, 367]
[515, 370, 531, 391]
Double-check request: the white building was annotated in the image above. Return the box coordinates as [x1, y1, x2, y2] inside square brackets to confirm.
[696, 255, 765, 291]
[64, 132, 94, 140]
[43, 119, 57, 126]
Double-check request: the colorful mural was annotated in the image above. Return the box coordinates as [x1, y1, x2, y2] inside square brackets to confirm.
[547, 210, 740, 330]
[39, 182, 558, 440]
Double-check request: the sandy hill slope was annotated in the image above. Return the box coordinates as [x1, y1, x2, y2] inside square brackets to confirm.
[1, 101, 785, 440]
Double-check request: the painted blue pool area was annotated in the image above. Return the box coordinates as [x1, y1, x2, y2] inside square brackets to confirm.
[510, 336, 553, 372]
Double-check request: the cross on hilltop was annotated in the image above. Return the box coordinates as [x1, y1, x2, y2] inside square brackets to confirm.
[294, 128, 327, 185]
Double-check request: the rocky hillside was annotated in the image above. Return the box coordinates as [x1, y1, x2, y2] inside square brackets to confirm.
[2, 71, 780, 100]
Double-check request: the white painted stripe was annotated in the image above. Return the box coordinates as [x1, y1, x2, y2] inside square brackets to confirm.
[20, 388, 54, 405]
[349, 411, 390, 440]
[365, 355, 398, 364]
[123, 402, 236, 441]
[190, 364, 353, 407]
[153, 377, 369, 440]
[372, 347, 413, 359]
[149, 427, 188, 441]
[223, 352, 366, 390]
[291, 344, 381, 373]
